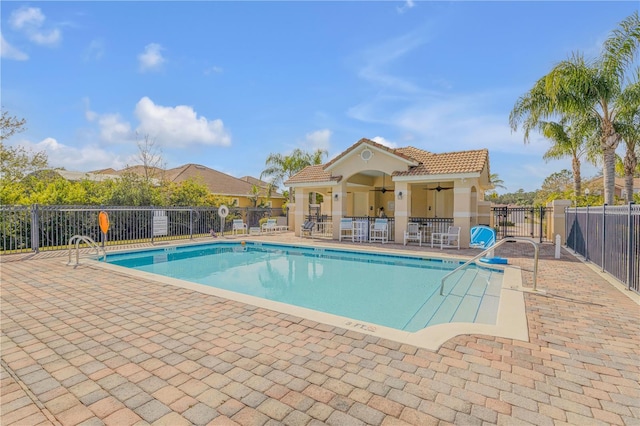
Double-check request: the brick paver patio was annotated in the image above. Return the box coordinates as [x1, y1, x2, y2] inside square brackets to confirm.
[1, 235, 639, 425]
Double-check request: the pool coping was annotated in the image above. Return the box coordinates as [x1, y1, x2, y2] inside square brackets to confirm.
[87, 238, 529, 351]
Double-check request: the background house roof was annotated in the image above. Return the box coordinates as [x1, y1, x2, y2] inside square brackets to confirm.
[164, 164, 284, 198]
[93, 164, 284, 198]
[239, 176, 272, 188]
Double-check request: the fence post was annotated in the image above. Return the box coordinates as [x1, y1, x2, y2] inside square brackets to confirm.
[538, 206, 542, 243]
[627, 203, 633, 290]
[585, 205, 589, 262]
[30, 204, 40, 253]
[573, 205, 577, 253]
[601, 204, 606, 272]
[151, 207, 155, 244]
[190, 209, 194, 240]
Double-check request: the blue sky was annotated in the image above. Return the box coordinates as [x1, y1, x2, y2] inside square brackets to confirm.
[2, 1, 637, 193]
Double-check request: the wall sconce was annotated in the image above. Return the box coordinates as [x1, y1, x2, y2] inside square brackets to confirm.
[334, 193, 339, 200]
[397, 191, 403, 200]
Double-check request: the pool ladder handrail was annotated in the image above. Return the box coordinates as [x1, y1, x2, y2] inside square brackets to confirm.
[439, 237, 539, 296]
[68, 235, 106, 265]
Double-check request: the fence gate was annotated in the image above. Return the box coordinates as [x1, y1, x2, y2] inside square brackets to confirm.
[491, 206, 552, 243]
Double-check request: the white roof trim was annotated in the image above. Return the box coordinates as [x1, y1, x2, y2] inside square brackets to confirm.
[287, 181, 339, 188]
[324, 142, 418, 172]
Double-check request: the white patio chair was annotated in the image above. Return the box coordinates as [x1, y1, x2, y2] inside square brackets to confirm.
[404, 222, 422, 246]
[369, 218, 388, 244]
[261, 218, 278, 234]
[431, 226, 461, 249]
[231, 219, 248, 236]
[339, 218, 354, 241]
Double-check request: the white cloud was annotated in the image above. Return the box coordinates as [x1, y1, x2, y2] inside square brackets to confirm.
[9, 7, 45, 29]
[138, 43, 165, 72]
[134, 97, 231, 146]
[0, 33, 28, 60]
[16, 137, 126, 171]
[85, 102, 133, 144]
[397, 0, 415, 14]
[204, 66, 223, 75]
[9, 7, 61, 46]
[304, 129, 332, 151]
[84, 39, 104, 61]
[371, 136, 397, 149]
[356, 29, 431, 94]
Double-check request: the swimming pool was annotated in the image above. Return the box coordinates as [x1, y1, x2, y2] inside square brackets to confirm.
[106, 242, 503, 333]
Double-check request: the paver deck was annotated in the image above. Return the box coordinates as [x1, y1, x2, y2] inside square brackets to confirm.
[2, 234, 639, 425]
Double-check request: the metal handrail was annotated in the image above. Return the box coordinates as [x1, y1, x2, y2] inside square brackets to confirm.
[439, 237, 539, 295]
[68, 235, 106, 266]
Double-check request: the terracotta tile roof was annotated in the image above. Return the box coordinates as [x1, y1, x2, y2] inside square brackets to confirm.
[287, 138, 489, 185]
[394, 146, 432, 164]
[394, 149, 489, 177]
[284, 165, 342, 185]
[323, 138, 419, 170]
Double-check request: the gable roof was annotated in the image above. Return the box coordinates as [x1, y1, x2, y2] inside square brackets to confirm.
[285, 165, 342, 185]
[163, 164, 284, 198]
[240, 176, 271, 188]
[285, 138, 490, 185]
[94, 164, 283, 198]
[323, 138, 419, 171]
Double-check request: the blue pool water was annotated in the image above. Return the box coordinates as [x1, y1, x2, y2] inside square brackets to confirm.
[106, 242, 503, 332]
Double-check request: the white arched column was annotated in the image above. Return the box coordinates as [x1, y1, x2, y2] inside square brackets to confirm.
[293, 187, 307, 237]
[393, 182, 409, 243]
[453, 183, 473, 248]
[331, 182, 348, 239]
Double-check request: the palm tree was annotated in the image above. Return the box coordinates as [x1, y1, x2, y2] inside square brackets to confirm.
[510, 12, 639, 205]
[489, 173, 506, 191]
[260, 148, 328, 202]
[539, 119, 592, 198]
[615, 68, 640, 202]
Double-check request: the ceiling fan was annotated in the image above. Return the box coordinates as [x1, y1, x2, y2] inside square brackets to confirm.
[370, 173, 390, 193]
[425, 183, 453, 192]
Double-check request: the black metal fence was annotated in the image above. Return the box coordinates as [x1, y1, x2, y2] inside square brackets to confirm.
[0, 205, 286, 254]
[491, 206, 552, 242]
[566, 204, 639, 294]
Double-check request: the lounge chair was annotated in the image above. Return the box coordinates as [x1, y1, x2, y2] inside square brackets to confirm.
[369, 218, 388, 243]
[431, 226, 461, 249]
[469, 225, 496, 249]
[232, 219, 248, 236]
[339, 218, 354, 241]
[300, 221, 315, 238]
[261, 218, 278, 234]
[404, 222, 422, 246]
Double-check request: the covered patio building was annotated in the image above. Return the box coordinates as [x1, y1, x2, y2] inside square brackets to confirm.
[285, 138, 493, 247]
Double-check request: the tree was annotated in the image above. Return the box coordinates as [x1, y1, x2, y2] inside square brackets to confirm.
[534, 169, 574, 206]
[163, 178, 212, 206]
[0, 142, 49, 185]
[0, 109, 26, 141]
[133, 133, 166, 183]
[261, 148, 328, 202]
[485, 173, 506, 199]
[615, 68, 640, 203]
[539, 119, 592, 197]
[510, 12, 640, 205]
